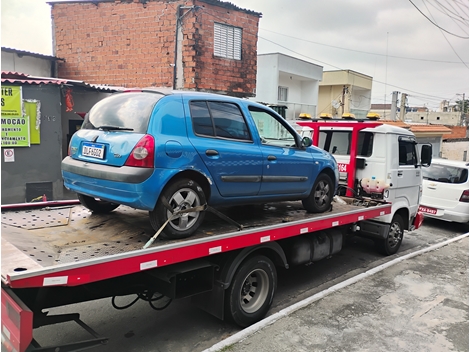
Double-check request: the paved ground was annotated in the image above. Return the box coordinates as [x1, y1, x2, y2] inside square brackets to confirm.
[205, 234, 469, 352]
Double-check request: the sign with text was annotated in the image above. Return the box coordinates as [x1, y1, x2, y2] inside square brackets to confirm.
[1, 116, 30, 147]
[1, 86, 23, 116]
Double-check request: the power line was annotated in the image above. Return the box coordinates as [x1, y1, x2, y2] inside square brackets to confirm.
[258, 36, 461, 104]
[260, 28, 468, 64]
[421, 0, 468, 68]
[408, 0, 469, 38]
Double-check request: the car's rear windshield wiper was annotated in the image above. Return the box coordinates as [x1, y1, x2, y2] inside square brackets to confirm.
[97, 125, 134, 131]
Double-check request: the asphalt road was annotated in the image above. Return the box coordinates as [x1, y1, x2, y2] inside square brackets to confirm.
[32, 218, 468, 352]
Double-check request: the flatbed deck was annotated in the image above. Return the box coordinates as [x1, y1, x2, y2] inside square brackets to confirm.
[2, 199, 391, 289]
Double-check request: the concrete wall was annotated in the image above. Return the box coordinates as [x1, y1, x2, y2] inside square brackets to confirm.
[255, 54, 279, 103]
[405, 111, 461, 126]
[51, 0, 259, 97]
[1, 51, 53, 76]
[1, 85, 64, 204]
[441, 140, 469, 161]
[318, 70, 372, 118]
[416, 136, 442, 158]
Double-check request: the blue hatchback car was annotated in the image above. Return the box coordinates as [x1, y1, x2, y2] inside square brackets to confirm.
[62, 90, 339, 239]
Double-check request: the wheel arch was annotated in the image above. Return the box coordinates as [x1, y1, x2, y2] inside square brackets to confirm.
[216, 242, 288, 290]
[160, 169, 212, 206]
[393, 207, 410, 229]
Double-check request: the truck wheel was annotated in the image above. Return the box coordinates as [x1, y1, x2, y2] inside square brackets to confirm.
[150, 178, 206, 239]
[376, 214, 404, 255]
[78, 194, 120, 213]
[225, 255, 277, 327]
[302, 173, 334, 213]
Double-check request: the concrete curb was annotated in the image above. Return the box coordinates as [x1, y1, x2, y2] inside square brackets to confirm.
[203, 233, 469, 352]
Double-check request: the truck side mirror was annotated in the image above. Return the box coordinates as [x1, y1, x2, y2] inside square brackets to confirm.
[420, 144, 432, 167]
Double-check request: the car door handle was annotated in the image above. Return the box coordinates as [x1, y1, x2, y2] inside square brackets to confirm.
[398, 171, 403, 176]
[267, 155, 277, 161]
[205, 149, 219, 156]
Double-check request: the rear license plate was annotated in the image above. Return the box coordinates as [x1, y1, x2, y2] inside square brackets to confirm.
[419, 205, 437, 215]
[82, 142, 105, 159]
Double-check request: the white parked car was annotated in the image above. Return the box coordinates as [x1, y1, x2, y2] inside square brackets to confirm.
[419, 158, 469, 224]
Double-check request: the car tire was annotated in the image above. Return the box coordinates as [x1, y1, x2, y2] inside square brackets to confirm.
[150, 178, 206, 239]
[375, 213, 404, 255]
[302, 173, 334, 213]
[77, 194, 120, 213]
[224, 255, 277, 327]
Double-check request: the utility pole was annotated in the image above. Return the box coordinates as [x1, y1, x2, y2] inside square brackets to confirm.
[341, 85, 348, 115]
[399, 93, 407, 121]
[461, 93, 466, 126]
[390, 91, 399, 120]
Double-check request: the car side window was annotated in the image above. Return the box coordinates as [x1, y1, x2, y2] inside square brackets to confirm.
[398, 139, 417, 166]
[190, 101, 251, 141]
[248, 107, 296, 147]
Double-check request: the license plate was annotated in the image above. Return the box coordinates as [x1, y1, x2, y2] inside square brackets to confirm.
[419, 205, 437, 215]
[82, 142, 105, 159]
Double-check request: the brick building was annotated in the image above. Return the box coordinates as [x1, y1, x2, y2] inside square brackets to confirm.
[50, 0, 261, 97]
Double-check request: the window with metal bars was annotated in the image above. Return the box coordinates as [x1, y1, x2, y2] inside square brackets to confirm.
[214, 23, 242, 60]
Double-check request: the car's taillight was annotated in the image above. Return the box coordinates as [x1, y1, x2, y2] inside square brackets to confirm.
[124, 134, 155, 168]
[459, 189, 469, 203]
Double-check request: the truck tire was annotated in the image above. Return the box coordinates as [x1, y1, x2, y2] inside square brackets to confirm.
[376, 213, 404, 255]
[225, 255, 277, 327]
[78, 194, 120, 213]
[150, 178, 206, 239]
[302, 173, 334, 213]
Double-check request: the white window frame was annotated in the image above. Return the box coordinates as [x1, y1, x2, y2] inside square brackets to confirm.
[278, 86, 288, 102]
[214, 23, 242, 60]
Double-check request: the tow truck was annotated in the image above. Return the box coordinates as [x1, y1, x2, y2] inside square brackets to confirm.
[1, 118, 431, 352]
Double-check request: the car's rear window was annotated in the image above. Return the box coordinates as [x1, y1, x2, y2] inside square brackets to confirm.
[423, 163, 468, 184]
[81, 92, 164, 133]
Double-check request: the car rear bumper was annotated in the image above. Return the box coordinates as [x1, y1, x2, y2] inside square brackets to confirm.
[421, 202, 469, 223]
[62, 157, 162, 210]
[62, 157, 153, 183]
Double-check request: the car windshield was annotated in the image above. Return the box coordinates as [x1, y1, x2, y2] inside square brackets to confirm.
[81, 92, 164, 133]
[422, 163, 468, 184]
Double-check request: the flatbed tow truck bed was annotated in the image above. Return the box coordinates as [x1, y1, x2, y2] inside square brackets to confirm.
[2, 198, 391, 352]
[2, 199, 390, 289]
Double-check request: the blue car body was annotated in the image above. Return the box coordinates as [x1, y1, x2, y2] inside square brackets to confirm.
[62, 90, 339, 226]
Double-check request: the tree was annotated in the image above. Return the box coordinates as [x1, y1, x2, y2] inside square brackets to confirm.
[456, 99, 469, 113]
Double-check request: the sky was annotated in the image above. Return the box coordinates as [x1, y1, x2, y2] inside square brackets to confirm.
[1, 0, 468, 110]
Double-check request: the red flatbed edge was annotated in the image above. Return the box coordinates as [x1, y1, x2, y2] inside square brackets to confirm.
[1, 199, 391, 289]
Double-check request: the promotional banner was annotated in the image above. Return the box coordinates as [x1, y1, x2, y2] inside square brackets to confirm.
[1, 116, 30, 147]
[1, 86, 23, 116]
[1, 86, 32, 147]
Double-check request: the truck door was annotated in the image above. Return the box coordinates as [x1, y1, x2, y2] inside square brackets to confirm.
[390, 136, 421, 215]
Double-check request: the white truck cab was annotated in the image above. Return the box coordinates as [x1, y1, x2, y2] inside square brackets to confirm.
[295, 119, 432, 255]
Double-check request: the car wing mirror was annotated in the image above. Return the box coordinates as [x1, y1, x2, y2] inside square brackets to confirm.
[302, 136, 312, 148]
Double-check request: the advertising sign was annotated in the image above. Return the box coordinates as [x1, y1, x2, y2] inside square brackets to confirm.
[1, 86, 31, 147]
[1, 86, 23, 116]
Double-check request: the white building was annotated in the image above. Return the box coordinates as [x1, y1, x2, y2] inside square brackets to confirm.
[255, 53, 322, 120]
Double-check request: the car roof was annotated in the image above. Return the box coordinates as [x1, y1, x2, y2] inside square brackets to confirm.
[118, 89, 284, 117]
[431, 158, 469, 168]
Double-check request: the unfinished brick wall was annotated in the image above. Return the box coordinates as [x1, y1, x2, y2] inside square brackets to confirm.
[51, 0, 260, 97]
[190, 0, 259, 96]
